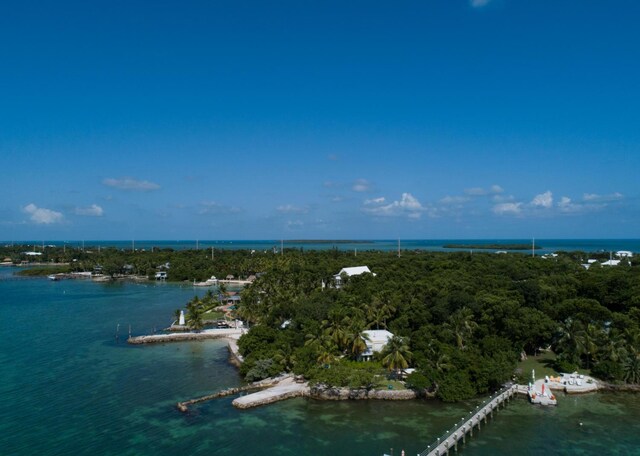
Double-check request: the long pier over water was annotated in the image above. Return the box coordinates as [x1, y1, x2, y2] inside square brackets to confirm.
[417, 384, 524, 456]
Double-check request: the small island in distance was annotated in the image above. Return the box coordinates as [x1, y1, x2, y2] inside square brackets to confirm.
[443, 243, 542, 250]
[285, 239, 371, 244]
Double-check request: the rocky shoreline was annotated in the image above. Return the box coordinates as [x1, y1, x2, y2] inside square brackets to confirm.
[308, 385, 418, 401]
[599, 382, 640, 392]
[128, 328, 244, 344]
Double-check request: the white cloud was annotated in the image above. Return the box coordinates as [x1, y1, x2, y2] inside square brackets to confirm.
[74, 204, 104, 217]
[276, 204, 309, 214]
[198, 201, 241, 215]
[363, 192, 427, 218]
[103, 177, 160, 191]
[531, 191, 553, 208]
[352, 178, 372, 192]
[583, 192, 623, 202]
[23, 203, 64, 224]
[440, 195, 470, 205]
[492, 194, 514, 203]
[470, 0, 492, 7]
[492, 202, 522, 215]
[465, 185, 504, 196]
[364, 197, 386, 205]
[557, 196, 583, 213]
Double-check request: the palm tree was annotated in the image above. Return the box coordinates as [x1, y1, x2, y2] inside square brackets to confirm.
[601, 329, 627, 363]
[237, 302, 259, 328]
[366, 298, 393, 330]
[443, 307, 478, 350]
[347, 331, 370, 360]
[555, 318, 584, 365]
[382, 335, 412, 374]
[623, 349, 640, 384]
[305, 331, 337, 365]
[430, 353, 454, 374]
[576, 323, 603, 369]
[322, 309, 352, 351]
[186, 306, 204, 331]
[274, 346, 297, 371]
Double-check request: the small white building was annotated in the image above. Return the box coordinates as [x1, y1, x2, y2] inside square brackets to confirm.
[602, 259, 621, 266]
[333, 266, 375, 288]
[155, 271, 167, 280]
[360, 329, 393, 360]
[616, 251, 633, 258]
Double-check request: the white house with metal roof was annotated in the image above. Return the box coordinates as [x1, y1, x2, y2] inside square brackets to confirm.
[333, 266, 375, 288]
[360, 329, 393, 360]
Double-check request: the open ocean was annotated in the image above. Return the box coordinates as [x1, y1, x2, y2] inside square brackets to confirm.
[2, 266, 640, 455]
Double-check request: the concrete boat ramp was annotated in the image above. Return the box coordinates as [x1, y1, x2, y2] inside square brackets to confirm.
[175, 375, 309, 412]
[232, 376, 309, 409]
[128, 328, 244, 344]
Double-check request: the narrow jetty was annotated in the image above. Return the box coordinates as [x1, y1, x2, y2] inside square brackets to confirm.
[127, 328, 243, 344]
[176, 374, 298, 412]
[418, 385, 520, 456]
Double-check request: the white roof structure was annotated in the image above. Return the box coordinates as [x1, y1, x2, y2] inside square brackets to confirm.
[333, 266, 375, 289]
[616, 251, 633, 258]
[361, 329, 394, 357]
[602, 259, 621, 266]
[336, 266, 373, 277]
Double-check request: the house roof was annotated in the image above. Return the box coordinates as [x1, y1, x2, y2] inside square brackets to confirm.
[336, 266, 372, 277]
[602, 259, 621, 266]
[362, 329, 394, 343]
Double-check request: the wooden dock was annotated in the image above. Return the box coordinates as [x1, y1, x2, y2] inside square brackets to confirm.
[418, 384, 522, 456]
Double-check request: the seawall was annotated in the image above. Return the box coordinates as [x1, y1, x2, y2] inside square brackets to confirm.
[128, 328, 243, 344]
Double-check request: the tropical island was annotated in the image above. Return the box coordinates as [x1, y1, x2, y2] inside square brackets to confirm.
[4, 244, 639, 404]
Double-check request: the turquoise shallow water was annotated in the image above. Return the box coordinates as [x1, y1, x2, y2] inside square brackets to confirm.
[2, 267, 640, 455]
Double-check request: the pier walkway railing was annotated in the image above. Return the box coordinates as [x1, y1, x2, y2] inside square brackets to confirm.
[418, 384, 521, 456]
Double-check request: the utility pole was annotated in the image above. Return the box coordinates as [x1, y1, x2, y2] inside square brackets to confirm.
[532, 238, 535, 257]
[398, 239, 401, 258]
[211, 247, 214, 261]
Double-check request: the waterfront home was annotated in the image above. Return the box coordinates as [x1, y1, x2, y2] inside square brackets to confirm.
[155, 271, 167, 280]
[222, 293, 241, 307]
[333, 266, 375, 288]
[360, 329, 393, 361]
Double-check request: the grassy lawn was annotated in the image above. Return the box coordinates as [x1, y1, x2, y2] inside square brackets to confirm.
[202, 311, 226, 321]
[373, 377, 406, 391]
[516, 351, 592, 379]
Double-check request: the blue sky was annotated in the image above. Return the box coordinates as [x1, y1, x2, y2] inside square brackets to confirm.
[1, 0, 639, 241]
